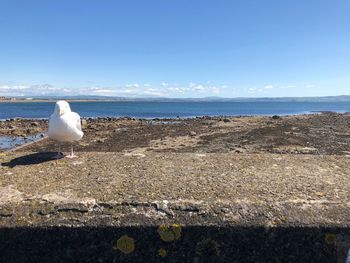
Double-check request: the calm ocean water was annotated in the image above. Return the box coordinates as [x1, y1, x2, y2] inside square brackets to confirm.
[0, 101, 349, 119]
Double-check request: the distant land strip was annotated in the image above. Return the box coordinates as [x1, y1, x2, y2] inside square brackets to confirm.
[1, 95, 350, 103]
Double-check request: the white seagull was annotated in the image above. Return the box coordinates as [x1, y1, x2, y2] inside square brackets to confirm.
[48, 100, 84, 158]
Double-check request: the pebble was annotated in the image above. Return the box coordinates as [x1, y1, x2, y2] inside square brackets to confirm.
[189, 131, 197, 137]
[81, 119, 88, 128]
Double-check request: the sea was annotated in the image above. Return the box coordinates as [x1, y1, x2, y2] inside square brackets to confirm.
[0, 101, 349, 120]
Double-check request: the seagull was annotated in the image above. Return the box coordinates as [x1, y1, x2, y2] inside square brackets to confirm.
[48, 100, 84, 158]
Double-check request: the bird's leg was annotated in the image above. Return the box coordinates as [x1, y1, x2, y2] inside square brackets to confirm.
[66, 144, 78, 159]
[53, 144, 63, 159]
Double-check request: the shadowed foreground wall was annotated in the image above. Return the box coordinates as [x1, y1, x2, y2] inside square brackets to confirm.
[0, 226, 349, 262]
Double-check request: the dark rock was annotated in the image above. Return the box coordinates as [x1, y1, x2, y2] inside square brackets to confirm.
[56, 204, 89, 213]
[31, 122, 39, 127]
[0, 207, 13, 217]
[201, 120, 213, 125]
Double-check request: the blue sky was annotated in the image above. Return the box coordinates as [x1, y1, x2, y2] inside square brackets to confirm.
[0, 0, 349, 98]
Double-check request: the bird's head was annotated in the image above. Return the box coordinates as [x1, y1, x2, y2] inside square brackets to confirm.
[54, 100, 72, 116]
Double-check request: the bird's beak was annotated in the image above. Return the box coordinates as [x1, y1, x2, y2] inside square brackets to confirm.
[59, 108, 65, 115]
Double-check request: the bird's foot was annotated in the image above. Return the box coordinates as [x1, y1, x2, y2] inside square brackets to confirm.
[66, 153, 78, 159]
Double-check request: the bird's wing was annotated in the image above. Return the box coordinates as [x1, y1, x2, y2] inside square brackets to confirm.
[71, 112, 82, 132]
[47, 114, 55, 137]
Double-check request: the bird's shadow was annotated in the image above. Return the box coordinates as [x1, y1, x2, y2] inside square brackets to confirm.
[1, 152, 64, 168]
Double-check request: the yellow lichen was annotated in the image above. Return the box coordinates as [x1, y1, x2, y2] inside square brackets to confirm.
[158, 248, 167, 258]
[157, 225, 175, 242]
[171, 224, 182, 239]
[113, 235, 135, 254]
[324, 233, 336, 245]
[157, 224, 182, 242]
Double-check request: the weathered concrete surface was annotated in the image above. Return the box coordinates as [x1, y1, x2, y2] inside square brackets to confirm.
[0, 151, 350, 262]
[1, 152, 350, 227]
[0, 152, 350, 262]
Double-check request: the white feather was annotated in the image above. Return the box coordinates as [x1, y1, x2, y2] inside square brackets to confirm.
[48, 101, 84, 142]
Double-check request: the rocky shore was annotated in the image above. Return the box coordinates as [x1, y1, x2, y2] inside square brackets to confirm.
[1, 112, 350, 155]
[0, 113, 350, 262]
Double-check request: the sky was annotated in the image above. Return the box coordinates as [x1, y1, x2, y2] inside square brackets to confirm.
[0, 0, 349, 98]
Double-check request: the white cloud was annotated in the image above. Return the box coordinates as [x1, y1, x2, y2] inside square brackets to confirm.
[144, 88, 164, 97]
[211, 86, 220, 95]
[161, 82, 168, 87]
[248, 88, 256, 93]
[119, 89, 137, 94]
[0, 84, 64, 96]
[188, 83, 221, 95]
[192, 85, 205, 91]
[305, 84, 316, 88]
[0, 81, 225, 98]
[126, 83, 140, 88]
[90, 89, 115, 94]
[264, 85, 273, 90]
[189, 82, 196, 88]
[167, 87, 184, 93]
[280, 85, 294, 89]
[0, 85, 29, 91]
